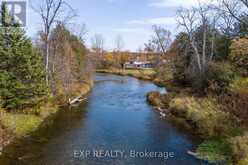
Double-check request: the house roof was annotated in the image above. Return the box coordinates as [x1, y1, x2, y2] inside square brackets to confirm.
[125, 61, 152, 65]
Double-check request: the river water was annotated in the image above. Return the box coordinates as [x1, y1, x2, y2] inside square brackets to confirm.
[0, 74, 211, 165]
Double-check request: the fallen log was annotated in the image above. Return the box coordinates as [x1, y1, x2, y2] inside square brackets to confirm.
[187, 151, 198, 157]
[69, 95, 87, 105]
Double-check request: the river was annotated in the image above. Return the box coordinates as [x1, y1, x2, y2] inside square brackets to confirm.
[0, 74, 211, 165]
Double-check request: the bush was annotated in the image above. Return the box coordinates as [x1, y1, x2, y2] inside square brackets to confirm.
[220, 78, 248, 120]
[146, 92, 162, 107]
[230, 77, 248, 95]
[229, 133, 248, 165]
[229, 38, 248, 76]
[169, 97, 242, 138]
[206, 62, 235, 94]
[196, 139, 232, 163]
[155, 63, 174, 81]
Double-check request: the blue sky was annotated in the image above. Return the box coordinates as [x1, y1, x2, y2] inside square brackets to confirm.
[25, 0, 205, 51]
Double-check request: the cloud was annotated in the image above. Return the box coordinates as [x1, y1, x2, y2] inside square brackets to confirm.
[127, 17, 177, 25]
[149, 0, 209, 8]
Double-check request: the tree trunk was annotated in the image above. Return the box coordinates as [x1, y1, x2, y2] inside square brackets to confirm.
[191, 38, 202, 73]
[45, 38, 49, 85]
[210, 33, 215, 61]
[156, 33, 166, 56]
[202, 24, 207, 72]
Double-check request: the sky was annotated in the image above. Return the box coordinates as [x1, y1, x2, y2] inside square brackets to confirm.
[24, 0, 206, 51]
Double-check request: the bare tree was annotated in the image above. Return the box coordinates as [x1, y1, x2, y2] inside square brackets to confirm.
[213, 5, 236, 57]
[91, 34, 105, 57]
[114, 35, 125, 52]
[73, 23, 88, 43]
[198, 5, 209, 68]
[144, 42, 156, 53]
[177, 1, 222, 73]
[218, 12, 235, 36]
[114, 35, 126, 68]
[177, 7, 203, 72]
[31, 0, 76, 85]
[209, 10, 220, 60]
[152, 25, 172, 56]
[218, 0, 248, 26]
[198, 4, 220, 66]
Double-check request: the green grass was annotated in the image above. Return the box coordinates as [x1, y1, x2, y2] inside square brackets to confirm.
[120, 68, 155, 75]
[0, 101, 60, 138]
[0, 81, 91, 140]
[196, 139, 232, 164]
[0, 112, 42, 138]
[229, 77, 248, 94]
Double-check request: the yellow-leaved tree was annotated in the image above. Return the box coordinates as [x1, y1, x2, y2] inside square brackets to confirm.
[230, 38, 248, 75]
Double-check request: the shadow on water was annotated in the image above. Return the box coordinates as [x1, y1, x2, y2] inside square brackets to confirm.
[0, 103, 89, 165]
[0, 74, 214, 165]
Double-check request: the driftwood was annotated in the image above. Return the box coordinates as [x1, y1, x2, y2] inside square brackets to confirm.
[69, 95, 87, 105]
[187, 151, 198, 157]
[160, 112, 167, 118]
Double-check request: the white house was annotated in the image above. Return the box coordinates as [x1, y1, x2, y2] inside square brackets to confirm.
[124, 61, 154, 69]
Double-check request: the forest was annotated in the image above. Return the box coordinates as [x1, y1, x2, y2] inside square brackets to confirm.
[0, 0, 92, 149]
[144, 1, 248, 164]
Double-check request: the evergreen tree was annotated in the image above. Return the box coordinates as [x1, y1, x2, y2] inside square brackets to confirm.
[0, 26, 47, 110]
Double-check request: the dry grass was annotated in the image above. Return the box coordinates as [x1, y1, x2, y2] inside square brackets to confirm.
[96, 69, 156, 80]
[229, 133, 248, 165]
[55, 82, 92, 105]
[146, 94, 244, 164]
[169, 97, 242, 138]
[220, 77, 248, 123]
[146, 92, 163, 107]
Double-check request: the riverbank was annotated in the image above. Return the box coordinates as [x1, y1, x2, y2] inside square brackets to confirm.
[96, 69, 248, 165]
[0, 74, 207, 165]
[147, 86, 248, 165]
[96, 68, 174, 89]
[0, 82, 92, 155]
[96, 69, 156, 81]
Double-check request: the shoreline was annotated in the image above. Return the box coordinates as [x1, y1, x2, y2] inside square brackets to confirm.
[96, 69, 156, 81]
[0, 82, 92, 155]
[96, 69, 247, 165]
[2, 70, 246, 164]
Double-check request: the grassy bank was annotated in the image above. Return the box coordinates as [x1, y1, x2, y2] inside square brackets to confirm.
[96, 66, 174, 89]
[0, 102, 57, 138]
[147, 87, 248, 165]
[0, 82, 92, 152]
[96, 69, 156, 81]
[99, 68, 248, 164]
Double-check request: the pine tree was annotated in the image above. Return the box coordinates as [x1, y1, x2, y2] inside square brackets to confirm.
[0, 26, 48, 110]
